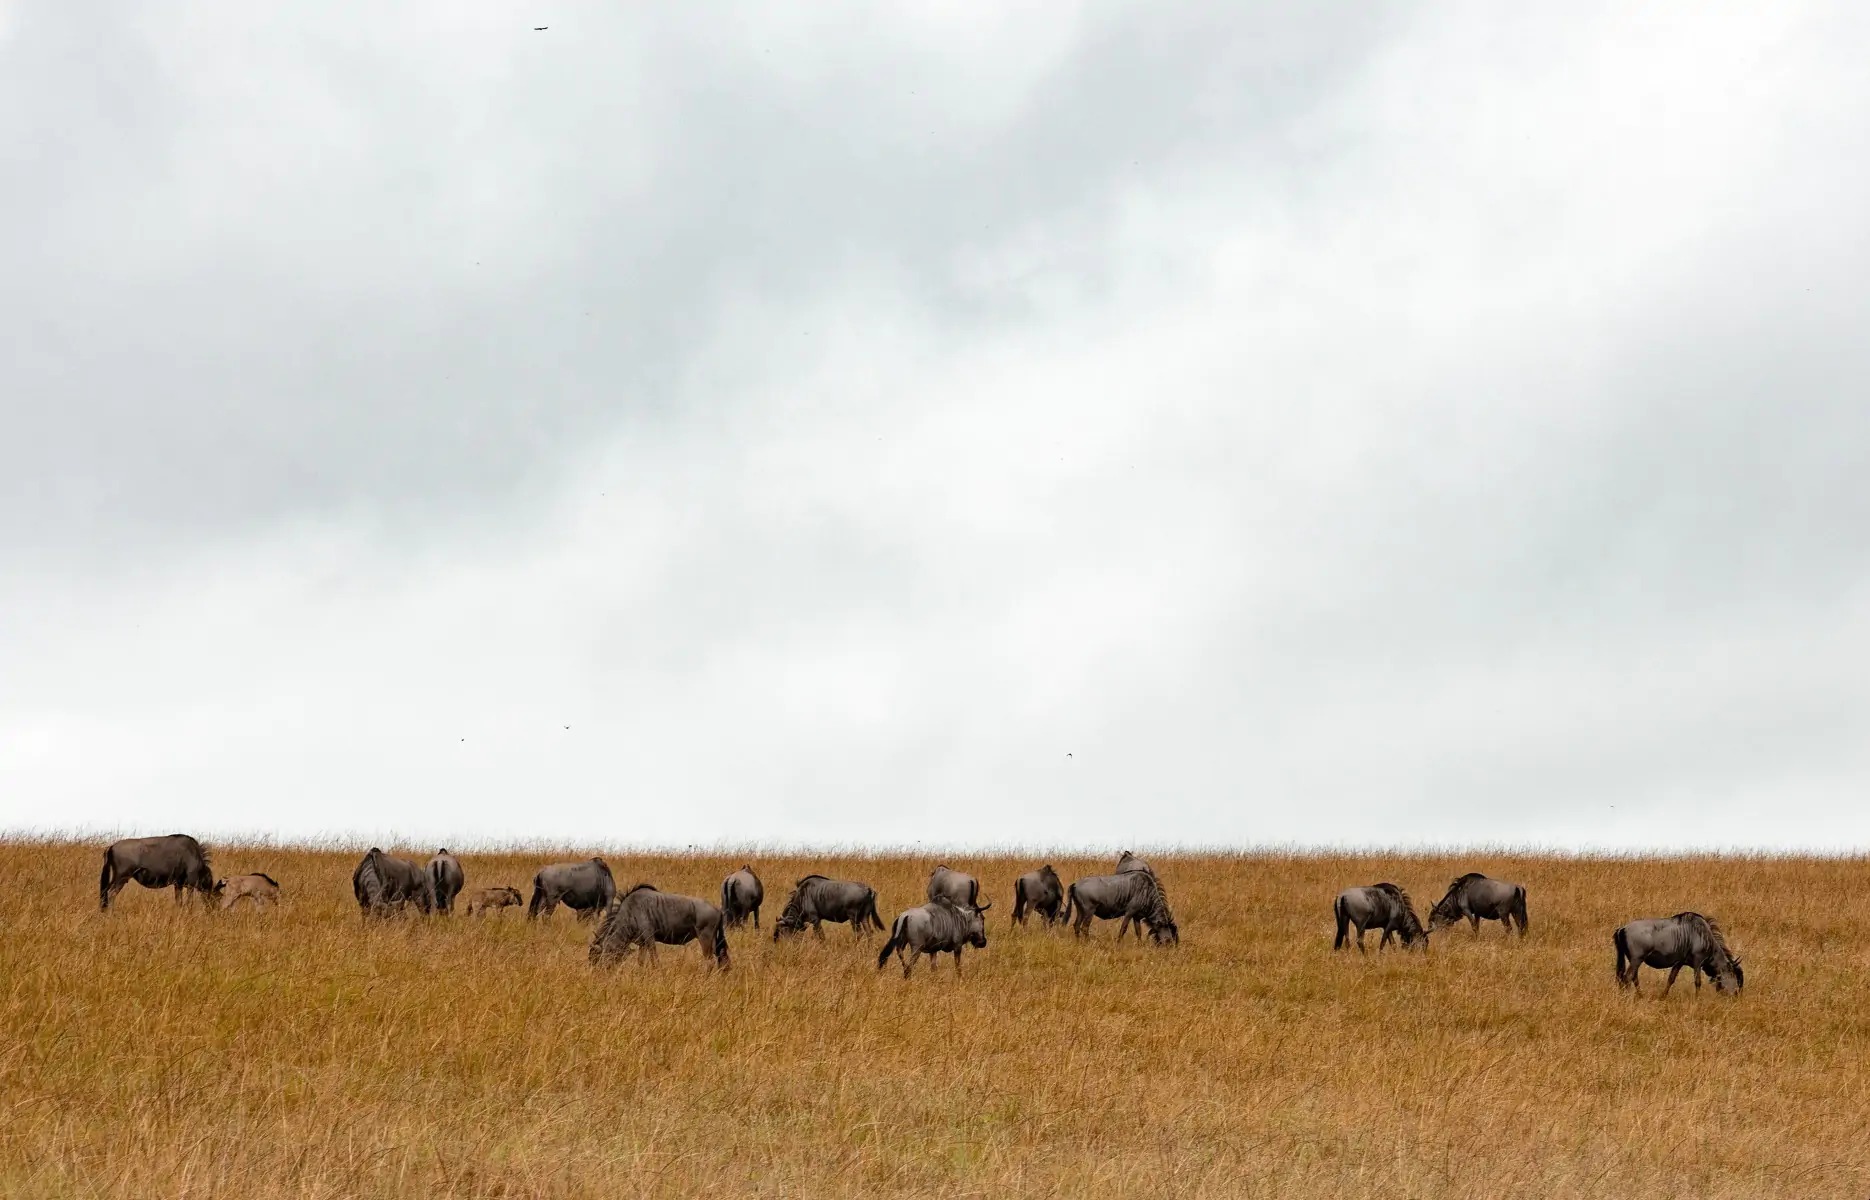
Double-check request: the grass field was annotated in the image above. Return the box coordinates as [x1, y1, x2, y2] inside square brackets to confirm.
[2, 841, 1866, 1198]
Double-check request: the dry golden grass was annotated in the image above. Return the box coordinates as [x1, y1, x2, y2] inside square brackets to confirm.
[3, 841, 1867, 1198]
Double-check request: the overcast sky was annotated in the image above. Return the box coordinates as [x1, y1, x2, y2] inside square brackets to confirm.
[3, 2, 1867, 850]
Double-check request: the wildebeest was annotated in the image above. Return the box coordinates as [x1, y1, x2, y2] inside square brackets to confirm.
[352, 848, 434, 918]
[464, 886, 524, 916]
[1333, 884, 1425, 952]
[1615, 912, 1744, 995]
[1116, 850, 1153, 875]
[215, 873, 280, 911]
[427, 849, 465, 914]
[1061, 869, 1179, 944]
[589, 883, 730, 969]
[877, 898, 989, 977]
[1011, 865, 1064, 926]
[99, 834, 216, 910]
[772, 875, 886, 941]
[926, 864, 980, 908]
[1426, 872, 1528, 938]
[720, 865, 764, 929]
[528, 857, 615, 920]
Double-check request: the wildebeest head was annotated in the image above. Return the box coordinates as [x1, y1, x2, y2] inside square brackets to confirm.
[1714, 952, 1744, 993]
[213, 879, 227, 896]
[954, 901, 989, 949]
[1148, 918, 1180, 946]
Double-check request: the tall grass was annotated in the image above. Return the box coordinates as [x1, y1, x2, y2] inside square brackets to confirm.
[1, 842, 1864, 1197]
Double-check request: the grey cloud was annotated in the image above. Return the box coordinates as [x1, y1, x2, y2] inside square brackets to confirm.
[3, 2, 1868, 848]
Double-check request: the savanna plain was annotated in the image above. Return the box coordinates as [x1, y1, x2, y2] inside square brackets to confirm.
[2, 842, 1866, 1198]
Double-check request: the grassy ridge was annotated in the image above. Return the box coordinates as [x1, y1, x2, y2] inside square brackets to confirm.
[2, 842, 1866, 1197]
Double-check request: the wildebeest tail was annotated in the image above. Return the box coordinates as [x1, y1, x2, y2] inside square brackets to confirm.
[356, 850, 387, 915]
[1060, 884, 1075, 927]
[1613, 926, 1630, 986]
[721, 876, 733, 923]
[1012, 882, 1027, 925]
[1512, 886, 1528, 934]
[98, 846, 115, 911]
[877, 913, 908, 969]
[713, 914, 730, 968]
[864, 890, 886, 932]
[1333, 894, 1349, 950]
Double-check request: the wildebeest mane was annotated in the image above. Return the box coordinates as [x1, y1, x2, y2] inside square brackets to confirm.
[1429, 875, 1482, 919]
[625, 882, 658, 896]
[251, 872, 278, 887]
[1373, 882, 1423, 936]
[1673, 911, 1731, 955]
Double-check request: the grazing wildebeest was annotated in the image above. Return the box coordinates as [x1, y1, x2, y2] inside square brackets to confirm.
[464, 886, 524, 916]
[528, 857, 615, 920]
[215, 873, 280, 911]
[1061, 869, 1179, 944]
[1116, 850, 1153, 875]
[427, 849, 465, 914]
[1011, 865, 1064, 926]
[926, 864, 980, 908]
[99, 834, 216, 910]
[720, 865, 764, 929]
[877, 898, 989, 977]
[352, 848, 434, 918]
[589, 883, 730, 969]
[1333, 884, 1425, 952]
[1615, 912, 1744, 995]
[1426, 872, 1528, 938]
[772, 875, 886, 941]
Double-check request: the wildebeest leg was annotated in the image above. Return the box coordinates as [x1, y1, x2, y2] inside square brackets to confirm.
[1663, 965, 1681, 997]
[1627, 962, 1640, 992]
[954, 947, 963, 976]
[1355, 926, 1367, 955]
[814, 919, 827, 941]
[1468, 913, 1480, 934]
[1691, 965, 1702, 991]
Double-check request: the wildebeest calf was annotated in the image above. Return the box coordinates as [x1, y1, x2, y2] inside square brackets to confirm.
[464, 886, 524, 916]
[216, 873, 280, 911]
[877, 899, 988, 977]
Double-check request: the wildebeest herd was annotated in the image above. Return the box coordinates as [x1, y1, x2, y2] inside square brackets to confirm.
[95, 834, 1745, 994]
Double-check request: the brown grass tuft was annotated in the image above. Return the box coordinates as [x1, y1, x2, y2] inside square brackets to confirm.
[3, 843, 1865, 1197]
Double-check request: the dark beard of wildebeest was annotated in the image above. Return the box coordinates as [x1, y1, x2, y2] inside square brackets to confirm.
[771, 875, 886, 942]
[426, 849, 465, 915]
[1333, 884, 1425, 952]
[528, 857, 615, 921]
[1061, 869, 1179, 945]
[877, 898, 989, 977]
[1011, 865, 1064, 927]
[1615, 912, 1744, 995]
[99, 835, 216, 910]
[352, 848, 434, 918]
[1427, 872, 1528, 938]
[589, 883, 731, 970]
[925, 864, 980, 909]
[720, 865, 764, 930]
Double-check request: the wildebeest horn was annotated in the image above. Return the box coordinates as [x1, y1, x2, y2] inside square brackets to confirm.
[977, 901, 991, 912]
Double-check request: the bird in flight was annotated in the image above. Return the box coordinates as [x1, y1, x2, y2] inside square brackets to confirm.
[534, 26, 547, 31]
